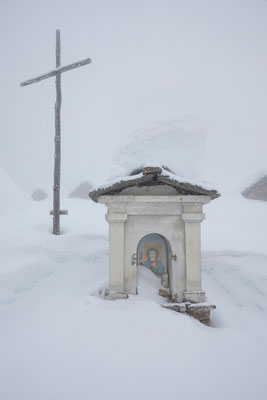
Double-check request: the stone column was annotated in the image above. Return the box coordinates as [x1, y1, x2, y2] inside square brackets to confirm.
[182, 213, 206, 303]
[105, 213, 128, 300]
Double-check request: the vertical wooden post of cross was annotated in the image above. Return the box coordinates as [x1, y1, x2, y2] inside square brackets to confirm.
[53, 30, 61, 235]
[21, 31, 92, 235]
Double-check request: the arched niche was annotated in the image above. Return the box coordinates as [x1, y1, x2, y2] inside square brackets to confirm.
[137, 233, 169, 288]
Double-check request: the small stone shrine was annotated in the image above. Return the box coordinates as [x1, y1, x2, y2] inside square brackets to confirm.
[89, 166, 220, 324]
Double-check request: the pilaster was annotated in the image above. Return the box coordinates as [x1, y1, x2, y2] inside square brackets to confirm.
[182, 213, 206, 303]
[105, 213, 127, 292]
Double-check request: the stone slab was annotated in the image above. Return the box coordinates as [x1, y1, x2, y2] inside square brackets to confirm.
[162, 303, 187, 313]
[104, 290, 129, 300]
[162, 301, 216, 326]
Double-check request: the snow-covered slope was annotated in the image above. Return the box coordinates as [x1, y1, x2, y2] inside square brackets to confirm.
[0, 173, 267, 400]
[68, 181, 93, 199]
[0, 168, 28, 213]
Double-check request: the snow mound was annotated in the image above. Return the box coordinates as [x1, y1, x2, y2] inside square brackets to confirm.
[0, 168, 27, 212]
[109, 115, 206, 181]
[69, 181, 93, 199]
[32, 188, 48, 201]
[136, 266, 165, 301]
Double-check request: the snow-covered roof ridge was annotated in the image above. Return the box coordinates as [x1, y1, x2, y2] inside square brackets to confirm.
[89, 165, 220, 202]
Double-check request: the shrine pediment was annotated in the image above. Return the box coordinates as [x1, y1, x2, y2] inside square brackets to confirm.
[89, 166, 220, 202]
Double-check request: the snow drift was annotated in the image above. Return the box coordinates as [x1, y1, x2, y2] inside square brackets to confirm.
[0, 194, 267, 400]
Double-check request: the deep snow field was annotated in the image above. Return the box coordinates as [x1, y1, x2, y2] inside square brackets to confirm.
[0, 170, 267, 400]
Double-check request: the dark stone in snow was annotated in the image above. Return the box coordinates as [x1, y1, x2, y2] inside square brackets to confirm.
[242, 175, 267, 202]
[31, 189, 48, 201]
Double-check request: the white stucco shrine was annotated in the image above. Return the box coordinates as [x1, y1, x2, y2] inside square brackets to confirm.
[89, 166, 219, 313]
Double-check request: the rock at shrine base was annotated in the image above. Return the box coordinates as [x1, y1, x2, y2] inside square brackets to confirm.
[186, 303, 216, 326]
[104, 289, 129, 300]
[162, 302, 216, 326]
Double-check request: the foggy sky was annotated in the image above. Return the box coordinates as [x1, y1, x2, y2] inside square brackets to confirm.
[1, 0, 267, 193]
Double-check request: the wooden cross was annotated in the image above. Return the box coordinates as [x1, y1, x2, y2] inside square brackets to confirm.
[21, 30, 92, 235]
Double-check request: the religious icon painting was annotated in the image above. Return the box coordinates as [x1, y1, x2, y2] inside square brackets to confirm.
[137, 233, 169, 288]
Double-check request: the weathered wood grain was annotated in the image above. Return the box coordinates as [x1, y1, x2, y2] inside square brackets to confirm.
[50, 210, 68, 216]
[53, 29, 61, 235]
[20, 57, 91, 87]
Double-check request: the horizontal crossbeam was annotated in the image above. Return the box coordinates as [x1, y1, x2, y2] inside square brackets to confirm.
[20, 57, 92, 87]
[50, 209, 68, 216]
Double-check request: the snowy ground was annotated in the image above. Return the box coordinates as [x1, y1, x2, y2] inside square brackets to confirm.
[1, 187, 267, 400]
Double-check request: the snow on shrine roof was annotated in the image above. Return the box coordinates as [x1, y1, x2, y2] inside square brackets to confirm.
[89, 116, 221, 202]
[109, 116, 207, 182]
[89, 166, 220, 202]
